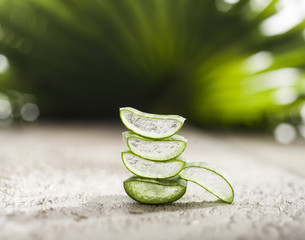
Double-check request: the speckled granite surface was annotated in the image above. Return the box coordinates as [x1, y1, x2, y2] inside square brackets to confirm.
[1, 124, 305, 240]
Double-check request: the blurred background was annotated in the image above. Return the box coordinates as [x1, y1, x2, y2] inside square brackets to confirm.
[0, 0, 305, 143]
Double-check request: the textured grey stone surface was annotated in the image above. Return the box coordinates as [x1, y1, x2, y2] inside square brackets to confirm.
[1, 124, 305, 240]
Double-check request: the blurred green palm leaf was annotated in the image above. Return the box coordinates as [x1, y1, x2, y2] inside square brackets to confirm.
[0, 0, 304, 127]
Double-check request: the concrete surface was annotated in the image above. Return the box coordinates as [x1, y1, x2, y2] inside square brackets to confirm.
[1, 123, 305, 240]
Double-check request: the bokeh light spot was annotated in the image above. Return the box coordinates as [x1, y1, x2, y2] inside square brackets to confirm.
[274, 123, 297, 144]
[244, 51, 273, 74]
[224, 0, 239, 4]
[299, 125, 305, 139]
[215, 0, 233, 12]
[273, 87, 297, 105]
[245, 68, 300, 94]
[0, 54, 9, 73]
[0, 98, 12, 119]
[260, 0, 305, 36]
[20, 103, 39, 122]
[300, 104, 305, 122]
[250, 0, 272, 12]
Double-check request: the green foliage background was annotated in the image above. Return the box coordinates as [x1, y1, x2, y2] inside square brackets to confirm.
[0, 0, 305, 127]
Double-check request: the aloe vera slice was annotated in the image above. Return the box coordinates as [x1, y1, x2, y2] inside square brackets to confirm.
[122, 151, 185, 179]
[179, 162, 234, 204]
[123, 176, 187, 204]
[122, 131, 187, 161]
[120, 107, 185, 139]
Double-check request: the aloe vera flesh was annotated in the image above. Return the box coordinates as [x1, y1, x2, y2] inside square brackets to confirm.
[120, 107, 185, 139]
[122, 151, 186, 179]
[123, 176, 187, 204]
[179, 162, 234, 204]
[122, 131, 187, 160]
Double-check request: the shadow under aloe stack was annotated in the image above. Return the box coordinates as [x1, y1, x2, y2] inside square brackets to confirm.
[120, 107, 234, 204]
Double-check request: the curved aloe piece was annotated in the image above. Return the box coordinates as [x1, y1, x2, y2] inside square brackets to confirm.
[120, 107, 185, 139]
[122, 151, 185, 179]
[123, 176, 187, 204]
[179, 162, 234, 204]
[122, 131, 187, 161]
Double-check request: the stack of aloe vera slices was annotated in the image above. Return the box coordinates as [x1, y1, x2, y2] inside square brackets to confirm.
[120, 107, 234, 204]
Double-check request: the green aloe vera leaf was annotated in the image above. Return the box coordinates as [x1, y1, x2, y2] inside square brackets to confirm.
[123, 176, 187, 204]
[121, 151, 186, 179]
[122, 131, 187, 161]
[119, 107, 185, 139]
[179, 162, 234, 204]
